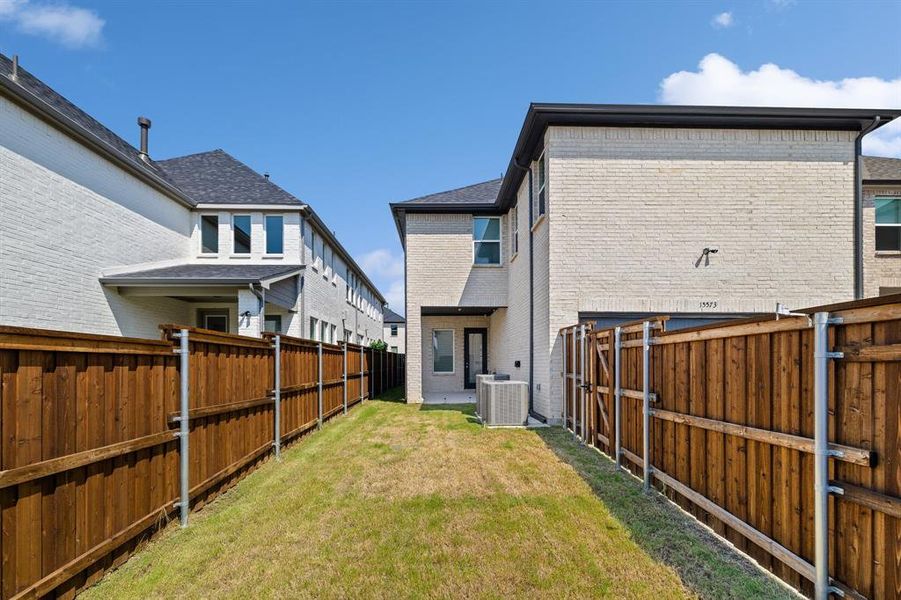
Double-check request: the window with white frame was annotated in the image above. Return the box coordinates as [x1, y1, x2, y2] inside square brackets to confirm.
[390, 324, 398, 336]
[200, 215, 219, 255]
[473, 216, 501, 265]
[510, 205, 518, 256]
[323, 244, 332, 280]
[535, 152, 547, 221]
[432, 330, 454, 373]
[346, 271, 355, 303]
[233, 215, 252, 254]
[876, 197, 901, 251]
[264, 215, 284, 255]
[309, 317, 318, 341]
[313, 231, 324, 271]
[330, 324, 337, 343]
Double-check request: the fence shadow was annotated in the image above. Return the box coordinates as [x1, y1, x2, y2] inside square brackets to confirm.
[533, 426, 795, 600]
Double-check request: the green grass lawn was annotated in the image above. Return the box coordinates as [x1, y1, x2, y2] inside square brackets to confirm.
[83, 389, 793, 599]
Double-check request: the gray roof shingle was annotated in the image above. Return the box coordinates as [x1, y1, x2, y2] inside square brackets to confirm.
[156, 150, 303, 205]
[398, 178, 502, 206]
[383, 308, 405, 323]
[101, 263, 303, 284]
[862, 156, 901, 182]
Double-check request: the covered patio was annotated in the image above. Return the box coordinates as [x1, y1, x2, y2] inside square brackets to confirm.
[100, 263, 303, 337]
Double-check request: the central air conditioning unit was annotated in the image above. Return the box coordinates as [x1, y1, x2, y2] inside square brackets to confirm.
[479, 377, 528, 427]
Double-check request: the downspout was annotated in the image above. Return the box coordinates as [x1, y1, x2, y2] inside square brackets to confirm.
[854, 117, 881, 299]
[511, 156, 536, 418]
[249, 283, 265, 334]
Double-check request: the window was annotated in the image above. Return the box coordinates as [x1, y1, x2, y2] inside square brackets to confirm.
[876, 197, 901, 251]
[473, 217, 501, 265]
[320, 321, 328, 343]
[233, 215, 251, 254]
[199, 309, 229, 333]
[390, 324, 398, 336]
[330, 324, 337, 344]
[432, 330, 454, 373]
[390, 346, 398, 353]
[536, 153, 547, 220]
[264, 315, 282, 334]
[309, 317, 318, 341]
[265, 215, 283, 255]
[324, 245, 332, 280]
[344, 329, 352, 342]
[200, 215, 219, 254]
[510, 205, 518, 256]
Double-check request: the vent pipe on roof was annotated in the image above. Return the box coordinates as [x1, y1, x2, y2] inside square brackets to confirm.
[10, 55, 19, 81]
[137, 116, 151, 161]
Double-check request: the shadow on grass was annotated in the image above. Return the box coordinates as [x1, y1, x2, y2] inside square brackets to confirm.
[535, 427, 798, 600]
[371, 387, 407, 403]
[418, 403, 480, 424]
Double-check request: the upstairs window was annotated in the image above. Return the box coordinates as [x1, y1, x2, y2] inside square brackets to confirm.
[233, 215, 251, 254]
[876, 197, 901, 251]
[313, 232, 324, 270]
[390, 324, 398, 336]
[265, 215, 284, 255]
[510, 205, 518, 256]
[200, 215, 219, 254]
[536, 153, 547, 221]
[473, 217, 501, 265]
[309, 317, 318, 341]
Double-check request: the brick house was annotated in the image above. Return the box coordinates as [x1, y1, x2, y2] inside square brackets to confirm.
[383, 308, 406, 353]
[391, 103, 900, 418]
[0, 54, 385, 341]
[862, 156, 901, 297]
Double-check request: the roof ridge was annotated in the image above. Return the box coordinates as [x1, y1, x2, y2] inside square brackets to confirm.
[400, 177, 503, 204]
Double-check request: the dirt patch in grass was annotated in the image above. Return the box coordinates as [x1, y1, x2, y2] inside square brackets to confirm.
[81, 391, 789, 599]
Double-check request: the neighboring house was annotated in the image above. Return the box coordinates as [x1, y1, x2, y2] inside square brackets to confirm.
[862, 156, 901, 297]
[383, 308, 406, 353]
[391, 103, 900, 418]
[0, 54, 384, 341]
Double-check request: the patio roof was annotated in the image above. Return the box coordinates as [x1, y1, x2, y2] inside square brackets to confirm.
[100, 263, 303, 286]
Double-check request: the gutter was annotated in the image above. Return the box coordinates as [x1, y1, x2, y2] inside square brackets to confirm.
[0, 73, 196, 210]
[854, 117, 882, 299]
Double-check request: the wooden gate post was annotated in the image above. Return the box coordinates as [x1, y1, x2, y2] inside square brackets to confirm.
[613, 326, 622, 470]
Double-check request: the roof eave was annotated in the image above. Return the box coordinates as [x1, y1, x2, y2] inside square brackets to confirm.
[0, 74, 197, 209]
[863, 179, 901, 186]
[389, 201, 501, 247]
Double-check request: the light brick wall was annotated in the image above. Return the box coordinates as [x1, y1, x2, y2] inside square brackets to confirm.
[0, 96, 193, 339]
[189, 210, 302, 264]
[301, 217, 383, 344]
[863, 185, 901, 296]
[384, 324, 406, 353]
[405, 212, 508, 402]
[543, 125, 857, 419]
[420, 315, 490, 394]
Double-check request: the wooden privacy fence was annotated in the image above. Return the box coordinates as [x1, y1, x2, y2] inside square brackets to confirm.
[561, 294, 900, 600]
[0, 324, 405, 599]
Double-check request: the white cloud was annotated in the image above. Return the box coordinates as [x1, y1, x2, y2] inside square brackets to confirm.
[0, 0, 104, 48]
[660, 53, 901, 157]
[357, 248, 404, 314]
[711, 12, 734, 28]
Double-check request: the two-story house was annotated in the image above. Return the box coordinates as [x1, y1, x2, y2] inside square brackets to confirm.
[0, 54, 385, 341]
[383, 308, 405, 353]
[391, 103, 900, 419]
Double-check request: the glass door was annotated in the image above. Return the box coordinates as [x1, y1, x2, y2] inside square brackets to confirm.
[463, 328, 487, 389]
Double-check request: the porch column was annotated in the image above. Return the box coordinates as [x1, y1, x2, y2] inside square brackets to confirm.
[237, 288, 264, 337]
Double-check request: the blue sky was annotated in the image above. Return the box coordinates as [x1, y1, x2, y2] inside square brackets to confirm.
[2, 0, 900, 313]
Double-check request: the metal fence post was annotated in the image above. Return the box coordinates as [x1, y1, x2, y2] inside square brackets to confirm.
[317, 342, 323, 429]
[613, 326, 622, 470]
[570, 327, 576, 436]
[642, 321, 651, 491]
[813, 311, 844, 600]
[360, 345, 364, 402]
[562, 329, 568, 431]
[273, 335, 281, 460]
[176, 328, 190, 527]
[580, 324, 587, 443]
[342, 342, 348, 414]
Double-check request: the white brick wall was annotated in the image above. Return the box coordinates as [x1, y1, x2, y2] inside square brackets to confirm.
[863, 184, 901, 296]
[543, 125, 857, 419]
[384, 324, 405, 353]
[420, 315, 489, 394]
[0, 96, 193, 339]
[189, 210, 302, 264]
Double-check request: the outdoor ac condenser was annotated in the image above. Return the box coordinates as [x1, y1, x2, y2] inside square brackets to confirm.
[482, 380, 529, 427]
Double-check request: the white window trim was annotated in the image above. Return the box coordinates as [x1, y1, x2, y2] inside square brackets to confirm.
[472, 216, 502, 267]
[875, 196, 901, 253]
[510, 205, 519, 260]
[199, 213, 220, 257]
[535, 152, 547, 222]
[231, 214, 253, 256]
[263, 214, 285, 257]
[432, 329, 455, 374]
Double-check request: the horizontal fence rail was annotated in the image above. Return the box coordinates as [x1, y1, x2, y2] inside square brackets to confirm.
[0, 324, 404, 599]
[561, 294, 901, 600]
